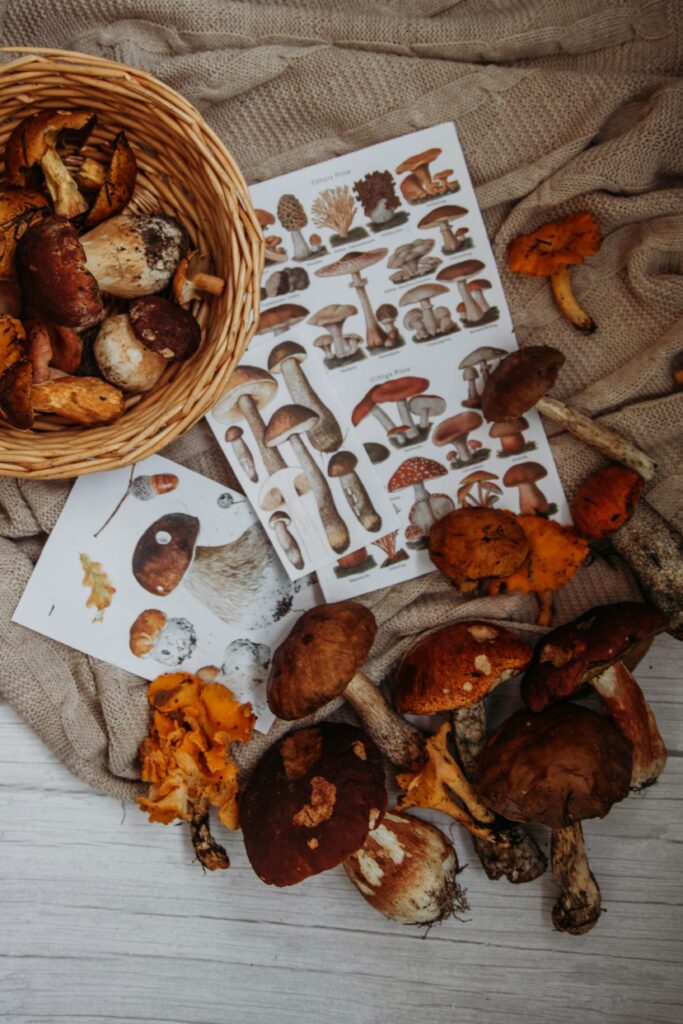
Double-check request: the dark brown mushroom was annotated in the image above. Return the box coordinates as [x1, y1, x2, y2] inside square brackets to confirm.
[428, 507, 529, 592]
[128, 295, 200, 362]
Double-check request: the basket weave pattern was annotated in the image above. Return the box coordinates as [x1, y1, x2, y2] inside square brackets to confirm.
[0, 47, 263, 479]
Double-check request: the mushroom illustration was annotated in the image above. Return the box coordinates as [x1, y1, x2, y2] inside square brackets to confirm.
[503, 461, 549, 515]
[437, 260, 486, 322]
[418, 205, 469, 253]
[313, 334, 334, 363]
[213, 366, 285, 476]
[173, 250, 225, 307]
[269, 510, 304, 570]
[259, 468, 319, 559]
[461, 366, 480, 407]
[372, 530, 408, 567]
[311, 186, 365, 245]
[481, 346, 656, 480]
[79, 214, 187, 298]
[458, 348, 507, 401]
[375, 303, 402, 346]
[129, 608, 197, 667]
[328, 451, 381, 532]
[468, 278, 491, 312]
[335, 547, 377, 577]
[132, 513, 296, 627]
[387, 239, 440, 282]
[408, 393, 446, 431]
[220, 639, 272, 715]
[264, 404, 350, 554]
[364, 441, 389, 465]
[399, 282, 450, 337]
[369, 377, 430, 441]
[267, 340, 342, 452]
[402, 308, 427, 341]
[315, 250, 389, 349]
[395, 148, 443, 198]
[353, 171, 403, 227]
[277, 194, 313, 261]
[352, 388, 400, 439]
[433, 305, 455, 332]
[82, 131, 137, 229]
[308, 304, 359, 362]
[256, 302, 309, 337]
[433, 411, 484, 466]
[388, 456, 452, 536]
[225, 425, 257, 482]
[489, 417, 531, 455]
[457, 470, 501, 508]
[255, 209, 287, 263]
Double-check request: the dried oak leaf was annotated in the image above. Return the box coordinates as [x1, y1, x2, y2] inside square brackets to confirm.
[79, 553, 116, 622]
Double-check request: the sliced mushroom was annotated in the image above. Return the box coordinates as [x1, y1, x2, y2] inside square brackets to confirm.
[83, 131, 137, 229]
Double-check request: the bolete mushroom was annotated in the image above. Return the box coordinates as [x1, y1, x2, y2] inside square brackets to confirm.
[173, 249, 225, 307]
[129, 608, 197, 667]
[433, 411, 483, 465]
[256, 302, 310, 337]
[79, 214, 187, 297]
[240, 722, 387, 886]
[503, 461, 549, 515]
[268, 340, 342, 452]
[315, 250, 389, 349]
[475, 703, 632, 934]
[388, 456, 453, 536]
[508, 212, 601, 332]
[0, 187, 50, 278]
[225, 425, 257, 482]
[521, 602, 668, 789]
[429, 507, 530, 593]
[436, 260, 486, 322]
[489, 417, 530, 455]
[269, 510, 304, 570]
[328, 451, 381, 532]
[83, 131, 137, 229]
[480, 346, 656, 480]
[213, 366, 285, 476]
[418, 205, 469, 253]
[93, 313, 166, 393]
[267, 602, 424, 770]
[398, 282, 450, 337]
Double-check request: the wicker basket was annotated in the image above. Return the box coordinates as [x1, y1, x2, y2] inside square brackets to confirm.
[0, 47, 263, 479]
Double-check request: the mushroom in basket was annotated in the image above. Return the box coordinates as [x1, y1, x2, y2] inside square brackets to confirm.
[0, 187, 50, 305]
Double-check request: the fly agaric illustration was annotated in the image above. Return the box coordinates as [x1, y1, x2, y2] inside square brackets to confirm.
[264, 404, 350, 555]
[308, 304, 363, 365]
[225, 426, 257, 482]
[255, 208, 287, 264]
[267, 340, 342, 452]
[353, 171, 405, 229]
[387, 238, 441, 283]
[388, 456, 453, 541]
[395, 148, 459, 202]
[372, 530, 408, 567]
[311, 186, 367, 246]
[129, 608, 197, 667]
[475, 703, 631, 934]
[5, 109, 96, 218]
[399, 281, 451, 339]
[433, 411, 487, 467]
[315, 249, 389, 350]
[335, 547, 377, 577]
[436, 260, 490, 324]
[328, 451, 381, 532]
[508, 212, 601, 333]
[0, 187, 50, 279]
[132, 513, 296, 628]
[418, 205, 469, 253]
[503, 461, 549, 515]
[93, 467, 179, 537]
[480, 346, 656, 480]
[489, 417, 534, 456]
[256, 302, 309, 337]
[173, 250, 225, 307]
[429, 507, 530, 593]
[277, 194, 324, 261]
[259, 468, 318, 562]
[213, 365, 285, 477]
[269, 510, 304, 570]
[457, 469, 501, 508]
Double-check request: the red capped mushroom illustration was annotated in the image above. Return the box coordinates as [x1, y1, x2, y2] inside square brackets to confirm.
[315, 249, 389, 350]
[93, 465, 179, 537]
[395, 148, 459, 203]
[399, 282, 457, 341]
[334, 547, 377, 578]
[456, 470, 502, 508]
[503, 461, 556, 516]
[308, 303, 365, 366]
[388, 456, 454, 547]
[277, 194, 326, 261]
[328, 451, 382, 533]
[387, 239, 441, 283]
[352, 377, 439, 448]
[373, 530, 409, 567]
[489, 417, 536, 457]
[255, 302, 309, 337]
[311, 186, 368, 247]
[353, 171, 408, 231]
[255, 209, 287, 264]
[433, 411, 490, 469]
[437, 261, 500, 327]
[212, 366, 286, 477]
[267, 340, 342, 452]
[458, 346, 507, 407]
[417, 205, 471, 254]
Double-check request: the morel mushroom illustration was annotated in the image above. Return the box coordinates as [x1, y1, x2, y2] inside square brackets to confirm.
[173, 250, 225, 307]
[353, 171, 405, 229]
[399, 282, 451, 338]
[387, 239, 441, 283]
[255, 302, 309, 337]
[225, 425, 257, 482]
[373, 530, 409, 567]
[315, 250, 389, 350]
[334, 547, 377, 578]
[457, 470, 501, 508]
[388, 457, 454, 540]
[132, 513, 295, 628]
[267, 340, 342, 452]
[437, 260, 486, 323]
[277, 194, 325, 261]
[308, 303, 362, 364]
[269, 510, 304, 570]
[213, 366, 285, 477]
[418, 205, 469, 253]
[433, 411, 486, 467]
[311, 186, 367, 246]
[264, 404, 350, 554]
[129, 608, 197, 667]
[374, 303, 403, 347]
[503, 462, 549, 515]
[255, 209, 287, 264]
[328, 451, 381, 532]
[489, 417, 533, 456]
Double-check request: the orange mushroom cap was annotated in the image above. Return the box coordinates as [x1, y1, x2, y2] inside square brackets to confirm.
[571, 465, 644, 540]
[508, 212, 601, 277]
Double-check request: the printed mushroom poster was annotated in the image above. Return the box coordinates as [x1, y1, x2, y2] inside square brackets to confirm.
[12, 454, 321, 729]
[207, 124, 570, 600]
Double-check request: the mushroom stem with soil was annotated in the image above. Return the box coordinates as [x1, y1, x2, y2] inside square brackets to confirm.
[551, 823, 602, 935]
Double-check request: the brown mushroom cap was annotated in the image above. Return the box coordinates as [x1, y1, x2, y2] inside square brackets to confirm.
[503, 461, 547, 487]
[474, 703, 632, 830]
[129, 609, 167, 656]
[132, 513, 199, 596]
[398, 282, 449, 306]
[417, 205, 468, 229]
[521, 602, 668, 711]
[5, 109, 96, 185]
[429, 508, 530, 588]
[16, 215, 103, 329]
[128, 295, 200, 362]
[315, 249, 388, 278]
[432, 411, 482, 446]
[256, 303, 309, 334]
[308, 304, 357, 328]
[264, 403, 319, 447]
[268, 602, 377, 719]
[436, 260, 485, 282]
[395, 621, 533, 714]
[0, 187, 50, 278]
[375, 302, 399, 319]
[481, 346, 565, 422]
[255, 209, 275, 229]
[240, 722, 387, 886]
[489, 417, 529, 437]
[364, 442, 390, 464]
[387, 456, 447, 493]
[214, 366, 278, 423]
[328, 451, 358, 477]
[396, 148, 442, 175]
[225, 425, 243, 442]
[458, 346, 507, 370]
[268, 340, 306, 373]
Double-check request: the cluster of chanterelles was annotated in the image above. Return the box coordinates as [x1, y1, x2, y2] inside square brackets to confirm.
[0, 108, 224, 429]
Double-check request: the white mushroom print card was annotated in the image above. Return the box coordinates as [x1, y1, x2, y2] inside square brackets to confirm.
[207, 122, 569, 597]
[12, 454, 321, 729]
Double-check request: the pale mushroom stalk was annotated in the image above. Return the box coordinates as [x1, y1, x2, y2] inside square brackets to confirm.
[456, 279, 484, 321]
[516, 479, 549, 515]
[395, 397, 420, 438]
[369, 404, 398, 432]
[226, 427, 257, 482]
[438, 221, 459, 252]
[344, 671, 425, 771]
[470, 286, 490, 312]
[41, 145, 90, 218]
[452, 436, 473, 464]
[326, 321, 348, 360]
[551, 823, 601, 936]
[418, 298, 439, 335]
[351, 272, 388, 349]
[238, 394, 286, 475]
[270, 512, 304, 570]
[272, 348, 342, 452]
[333, 465, 381, 532]
[288, 434, 349, 553]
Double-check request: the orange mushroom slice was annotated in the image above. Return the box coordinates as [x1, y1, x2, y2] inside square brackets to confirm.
[0, 315, 33, 429]
[137, 672, 255, 870]
[489, 515, 589, 625]
[508, 212, 601, 333]
[571, 464, 644, 540]
[83, 131, 137, 229]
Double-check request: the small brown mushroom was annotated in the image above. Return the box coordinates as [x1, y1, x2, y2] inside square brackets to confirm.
[225, 425, 257, 482]
[328, 451, 381, 532]
[418, 205, 469, 253]
[269, 509, 304, 570]
[268, 340, 342, 452]
[437, 260, 486, 322]
[83, 131, 137, 229]
[256, 302, 309, 337]
[503, 461, 548, 515]
[173, 250, 225, 307]
[489, 417, 530, 454]
[128, 295, 200, 362]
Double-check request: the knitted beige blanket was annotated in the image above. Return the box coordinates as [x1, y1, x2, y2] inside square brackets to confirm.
[0, 0, 681, 798]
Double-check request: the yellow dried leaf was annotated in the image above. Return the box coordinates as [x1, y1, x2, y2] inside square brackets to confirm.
[79, 553, 116, 622]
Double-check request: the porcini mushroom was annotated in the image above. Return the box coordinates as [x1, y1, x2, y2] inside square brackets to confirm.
[5, 109, 95, 218]
[433, 411, 484, 466]
[129, 608, 197, 667]
[277, 194, 315, 261]
[508, 212, 601, 332]
[256, 302, 309, 337]
[489, 417, 531, 455]
[173, 249, 225, 307]
[307, 304, 359, 363]
[268, 602, 424, 770]
[264, 404, 350, 554]
[429, 507, 530, 592]
[93, 312, 169, 394]
[468, 278, 492, 312]
[225, 425, 257, 482]
[212, 366, 285, 476]
[418, 205, 469, 253]
[399, 282, 450, 337]
[475, 703, 632, 933]
[83, 131, 137, 228]
[436, 260, 486, 323]
[480, 346, 656, 479]
[79, 214, 187, 297]
[267, 340, 342, 452]
[240, 723, 387, 886]
[388, 456, 453, 538]
[503, 461, 549, 515]
[521, 602, 668, 789]
[0, 187, 50, 278]
[269, 510, 304, 570]
[315, 250, 389, 349]
[328, 451, 381, 532]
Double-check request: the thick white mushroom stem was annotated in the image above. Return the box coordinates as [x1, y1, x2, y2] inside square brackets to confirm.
[40, 146, 89, 218]
[591, 661, 667, 790]
[551, 823, 601, 935]
[419, 299, 439, 335]
[517, 481, 549, 515]
[370, 404, 397, 432]
[456, 278, 484, 321]
[289, 228, 311, 261]
[452, 436, 473, 463]
[550, 267, 595, 333]
[439, 221, 458, 252]
[325, 319, 348, 360]
[350, 271, 388, 349]
[288, 434, 350, 554]
[237, 394, 286, 475]
[279, 356, 342, 452]
[271, 516, 304, 570]
[535, 396, 656, 480]
[344, 671, 425, 770]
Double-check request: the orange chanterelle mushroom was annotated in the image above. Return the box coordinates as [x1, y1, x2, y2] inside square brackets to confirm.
[137, 672, 255, 870]
[508, 212, 601, 333]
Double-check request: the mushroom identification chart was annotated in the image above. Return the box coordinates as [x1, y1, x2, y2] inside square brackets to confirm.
[207, 123, 570, 599]
[12, 454, 322, 730]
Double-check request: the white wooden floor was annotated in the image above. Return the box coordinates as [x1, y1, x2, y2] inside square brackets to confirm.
[0, 633, 681, 1024]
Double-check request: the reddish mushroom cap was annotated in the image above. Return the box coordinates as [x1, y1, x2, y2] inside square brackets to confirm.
[388, 456, 447, 492]
[132, 513, 199, 596]
[315, 249, 388, 277]
[371, 376, 429, 404]
[433, 412, 483, 445]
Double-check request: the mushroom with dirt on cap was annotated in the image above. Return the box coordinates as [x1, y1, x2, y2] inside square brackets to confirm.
[173, 250, 225, 307]
[388, 456, 454, 540]
[418, 205, 469, 253]
[480, 345, 656, 480]
[394, 622, 547, 885]
[399, 282, 451, 338]
[269, 510, 304, 570]
[489, 417, 532, 456]
[267, 340, 342, 452]
[80, 214, 187, 297]
[475, 702, 632, 934]
[328, 451, 381, 532]
[433, 410, 485, 467]
[315, 249, 389, 350]
[437, 260, 487, 323]
[503, 461, 549, 515]
[267, 602, 424, 770]
[212, 366, 285, 476]
[508, 212, 601, 332]
[225, 425, 257, 482]
[256, 302, 309, 337]
[307, 304, 361, 363]
[129, 608, 197, 667]
[429, 507, 530, 593]
[521, 602, 668, 790]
